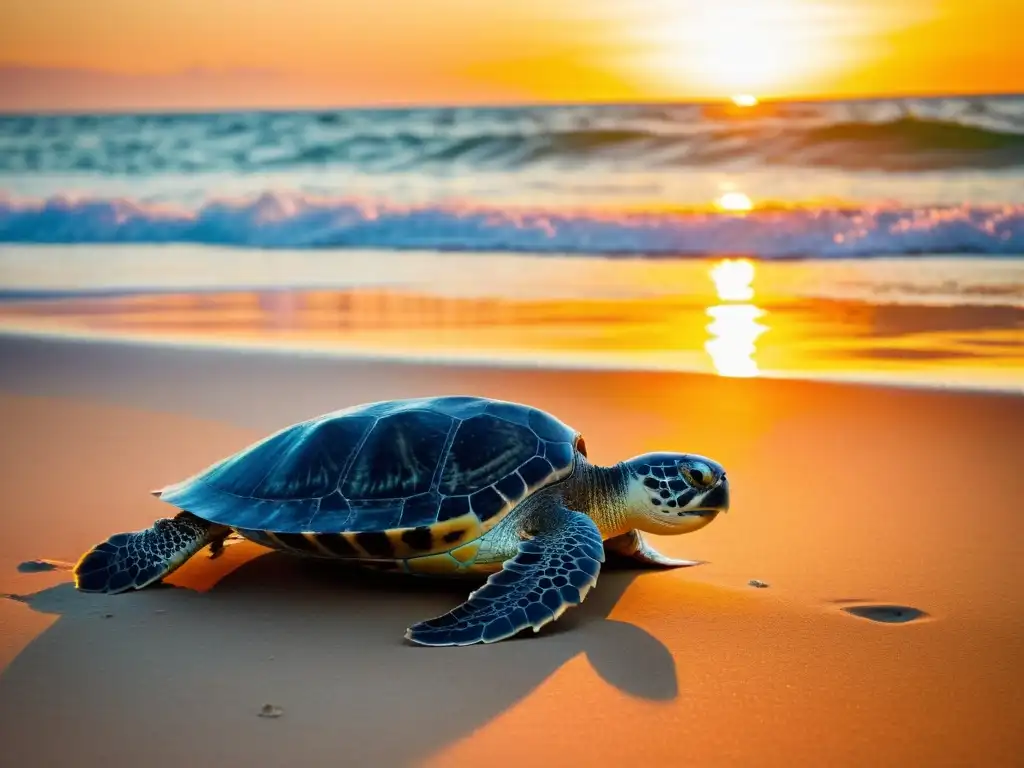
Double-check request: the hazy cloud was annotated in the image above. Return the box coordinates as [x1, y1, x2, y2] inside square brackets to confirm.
[0, 65, 302, 113]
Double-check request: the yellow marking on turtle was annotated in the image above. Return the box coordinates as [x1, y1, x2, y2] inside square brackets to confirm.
[405, 552, 465, 575]
[469, 457, 576, 539]
[476, 499, 515, 536]
[498, 473, 530, 507]
[355, 530, 410, 559]
[464, 560, 504, 575]
[302, 532, 342, 557]
[450, 540, 480, 564]
[384, 527, 433, 559]
[549, 460, 574, 485]
[381, 512, 483, 558]
[259, 531, 333, 557]
[305, 532, 362, 559]
[343, 531, 378, 558]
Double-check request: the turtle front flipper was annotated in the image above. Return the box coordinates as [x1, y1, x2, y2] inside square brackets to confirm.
[603, 529, 704, 569]
[74, 512, 227, 594]
[405, 499, 605, 647]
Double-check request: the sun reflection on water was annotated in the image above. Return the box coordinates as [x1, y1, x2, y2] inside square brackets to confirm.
[705, 258, 768, 377]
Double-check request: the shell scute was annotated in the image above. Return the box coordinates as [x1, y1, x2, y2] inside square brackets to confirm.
[438, 495, 471, 522]
[469, 485, 508, 522]
[308, 491, 354, 529]
[494, 471, 527, 504]
[527, 408, 574, 442]
[519, 455, 556, 488]
[253, 417, 373, 499]
[398, 492, 443, 528]
[439, 414, 539, 496]
[200, 427, 307, 497]
[483, 400, 534, 427]
[340, 409, 452, 500]
[344, 500, 404, 532]
[257, 497, 320, 531]
[543, 440, 575, 470]
[424, 396, 492, 420]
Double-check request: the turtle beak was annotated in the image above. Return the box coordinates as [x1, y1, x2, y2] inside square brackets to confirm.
[697, 477, 730, 514]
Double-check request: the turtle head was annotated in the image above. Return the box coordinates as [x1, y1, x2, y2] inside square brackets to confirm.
[621, 452, 729, 535]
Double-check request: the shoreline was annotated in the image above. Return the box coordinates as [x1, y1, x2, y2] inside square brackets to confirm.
[1, 324, 1022, 397]
[1, 248, 1020, 396]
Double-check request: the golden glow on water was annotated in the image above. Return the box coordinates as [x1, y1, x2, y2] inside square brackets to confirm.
[705, 258, 768, 378]
[710, 259, 756, 302]
[0, 254, 1020, 392]
[704, 305, 769, 378]
[715, 192, 754, 213]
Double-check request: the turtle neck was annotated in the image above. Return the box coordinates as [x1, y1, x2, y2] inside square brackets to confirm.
[560, 458, 632, 538]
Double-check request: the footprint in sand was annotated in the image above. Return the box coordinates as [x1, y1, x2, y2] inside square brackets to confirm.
[840, 604, 928, 624]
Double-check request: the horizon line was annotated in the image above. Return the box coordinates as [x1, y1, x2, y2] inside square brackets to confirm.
[1, 88, 1022, 118]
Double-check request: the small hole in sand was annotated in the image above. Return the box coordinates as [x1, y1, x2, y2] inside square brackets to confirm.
[841, 604, 926, 624]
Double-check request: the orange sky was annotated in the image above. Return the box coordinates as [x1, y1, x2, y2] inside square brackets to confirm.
[1, 0, 1022, 111]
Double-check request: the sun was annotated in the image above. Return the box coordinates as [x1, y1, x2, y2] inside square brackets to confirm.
[639, 0, 842, 98]
[690, 2, 818, 94]
[716, 192, 753, 213]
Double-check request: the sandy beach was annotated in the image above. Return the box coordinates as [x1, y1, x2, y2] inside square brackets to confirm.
[0, 333, 1022, 767]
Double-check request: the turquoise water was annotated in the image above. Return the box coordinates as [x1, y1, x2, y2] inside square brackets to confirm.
[0, 97, 1021, 390]
[1, 96, 1023, 259]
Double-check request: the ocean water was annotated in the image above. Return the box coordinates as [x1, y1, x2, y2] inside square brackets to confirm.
[2, 97, 1024, 257]
[0, 97, 1022, 389]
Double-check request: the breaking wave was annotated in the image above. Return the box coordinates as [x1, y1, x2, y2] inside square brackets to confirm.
[2, 193, 1022, 258]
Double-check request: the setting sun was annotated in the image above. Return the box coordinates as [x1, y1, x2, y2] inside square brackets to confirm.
[716, 192, 754, 213]
[731, 94, 759, 107]
[1, 0, 1022, 109]
[653, 0, 846, 95]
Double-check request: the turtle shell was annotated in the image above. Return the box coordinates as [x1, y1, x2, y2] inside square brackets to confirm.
[154, 396, 584, 559]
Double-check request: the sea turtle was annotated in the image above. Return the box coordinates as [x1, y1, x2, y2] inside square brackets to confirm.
[74, 395, 730, 646]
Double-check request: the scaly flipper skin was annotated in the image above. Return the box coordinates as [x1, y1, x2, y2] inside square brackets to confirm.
[603, 529, 704, 569]
[405, 498, 605, 646]
[74, 512, 225, 594]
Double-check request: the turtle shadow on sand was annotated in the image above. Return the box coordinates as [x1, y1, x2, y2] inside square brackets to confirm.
[0, 552, 678, 767]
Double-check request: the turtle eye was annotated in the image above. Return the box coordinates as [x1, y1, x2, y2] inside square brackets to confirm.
[682, 462, 715, 489]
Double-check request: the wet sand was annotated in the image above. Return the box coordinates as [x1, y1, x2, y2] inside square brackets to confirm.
[1, 250, 1022, 394]
[1, 334, 1023, 767]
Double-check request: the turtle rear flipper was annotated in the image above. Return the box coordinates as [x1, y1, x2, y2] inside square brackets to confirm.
[405, 499, 605, 647]
[74, 512, 226, 594]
